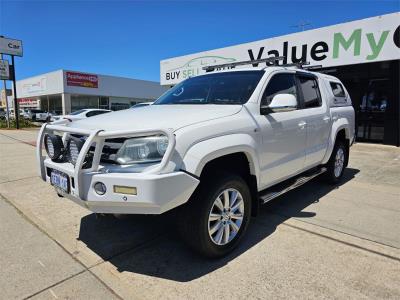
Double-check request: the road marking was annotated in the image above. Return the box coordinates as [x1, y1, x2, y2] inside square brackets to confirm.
[0, 176, 38, 185]
[281, 221, 400, 262]
[49, 289, 58, 299]
[0, 132, 37, 147]
[38, 260, 45, 267]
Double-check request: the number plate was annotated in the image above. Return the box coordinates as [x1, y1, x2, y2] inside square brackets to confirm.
[50, 171, 70, 193]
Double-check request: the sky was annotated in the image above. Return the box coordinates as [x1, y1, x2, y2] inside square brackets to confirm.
[0, 0, 399, 82]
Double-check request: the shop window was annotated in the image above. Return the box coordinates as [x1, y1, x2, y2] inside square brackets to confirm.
[111, 102, 130, 111]
[44, 95, 62, 115]
[71, 95, 99, 111]
[360, 79, 389, 112]
[99, 97, 109, 110]
[357, 78, 390, 142]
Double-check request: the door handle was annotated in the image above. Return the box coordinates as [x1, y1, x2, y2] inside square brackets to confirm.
[298, 121, 307, 129]
[323, 116, 331, 123]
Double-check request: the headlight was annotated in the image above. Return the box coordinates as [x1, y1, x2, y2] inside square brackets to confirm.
[44, 134, 64, 161]
[114, 136, 168, 164]
[67, 138, 84, 165]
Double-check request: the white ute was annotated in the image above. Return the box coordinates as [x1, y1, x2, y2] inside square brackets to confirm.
[37, 58, 355, 257]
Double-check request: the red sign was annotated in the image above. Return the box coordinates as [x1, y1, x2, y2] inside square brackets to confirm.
[18, 98, 39, 107]
[66, 71, 98, 88]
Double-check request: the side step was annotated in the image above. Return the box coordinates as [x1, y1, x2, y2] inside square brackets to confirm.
[259, 167, 327, 204]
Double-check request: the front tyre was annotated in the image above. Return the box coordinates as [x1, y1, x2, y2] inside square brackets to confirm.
[325, 140, 348, 184]
[179, 173, 251, 258]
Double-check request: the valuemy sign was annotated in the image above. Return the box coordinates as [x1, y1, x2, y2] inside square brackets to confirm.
[160, 12, 400, 85]
[0, 37, 23, 57]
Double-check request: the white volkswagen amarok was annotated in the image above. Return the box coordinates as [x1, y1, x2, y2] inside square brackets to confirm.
[37, 59, 355, 257]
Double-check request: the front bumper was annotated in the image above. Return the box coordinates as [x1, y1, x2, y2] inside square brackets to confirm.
[37, 124, 199, 214]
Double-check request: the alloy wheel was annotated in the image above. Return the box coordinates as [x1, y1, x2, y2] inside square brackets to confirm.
[334, 147, 345, 177]
[208, 188, 244, 245]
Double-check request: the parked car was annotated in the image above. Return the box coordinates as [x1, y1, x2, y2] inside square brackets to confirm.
[36, 111, 55, 122]
[51, 108, 111, 122]
[7, 108, 24, 120]
[22, 109, 48, 121]
[37, 60, 355, 257]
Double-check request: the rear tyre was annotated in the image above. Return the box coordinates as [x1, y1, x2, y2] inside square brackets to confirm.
[325, 140, 347, 184]
[179, 172, 251, 258]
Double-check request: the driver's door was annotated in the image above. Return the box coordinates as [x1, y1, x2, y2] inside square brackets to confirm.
[255, 72, 307, 188]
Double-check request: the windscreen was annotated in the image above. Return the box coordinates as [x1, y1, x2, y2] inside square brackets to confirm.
[155, 71, 264, 105]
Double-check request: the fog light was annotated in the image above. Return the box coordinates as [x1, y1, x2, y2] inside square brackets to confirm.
[44, 134, 64, 161]
[113, 185, 137, 195]
[94, 182, 107, 195]
[67, 138, 84, 165]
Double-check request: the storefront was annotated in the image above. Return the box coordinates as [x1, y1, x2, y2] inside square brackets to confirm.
[12, 70, 168, 115]
[160, 12, 400, 146]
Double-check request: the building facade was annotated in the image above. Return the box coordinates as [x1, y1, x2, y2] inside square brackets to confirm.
[160, 13, 400, 146]
[10, 70, 168, 114]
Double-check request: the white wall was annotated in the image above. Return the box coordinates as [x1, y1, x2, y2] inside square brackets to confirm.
[62, 71, 168, 99]
[16, 70, 168, 101]
[160, 12, 400, 85]
[16, 70, 64, 98]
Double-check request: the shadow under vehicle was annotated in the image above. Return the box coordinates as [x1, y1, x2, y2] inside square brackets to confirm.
[78, 168, 359, 282]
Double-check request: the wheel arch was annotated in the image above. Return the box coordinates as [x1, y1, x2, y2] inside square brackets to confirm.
[322, 120, 351, 165]
[181, 134, 260, 216]
[181, 134, 260, 180]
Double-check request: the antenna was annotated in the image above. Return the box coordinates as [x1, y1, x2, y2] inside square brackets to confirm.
[291, 21, 311, 31]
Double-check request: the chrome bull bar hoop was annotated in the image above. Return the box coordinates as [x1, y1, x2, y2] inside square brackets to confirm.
[36, 123, 176, 199]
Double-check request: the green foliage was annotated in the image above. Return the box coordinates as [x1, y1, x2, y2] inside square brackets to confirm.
[0, 118, 40, 129]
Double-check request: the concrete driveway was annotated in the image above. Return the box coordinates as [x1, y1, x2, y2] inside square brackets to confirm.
[0, 129, 399, 299]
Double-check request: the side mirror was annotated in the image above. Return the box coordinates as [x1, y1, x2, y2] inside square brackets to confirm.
[261, 94, 297, 114]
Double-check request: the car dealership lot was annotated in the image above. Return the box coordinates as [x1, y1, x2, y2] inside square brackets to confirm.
[0, 129, 399, 299]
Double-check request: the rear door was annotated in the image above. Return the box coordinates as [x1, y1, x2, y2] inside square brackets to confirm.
[296, 73, 331, 167]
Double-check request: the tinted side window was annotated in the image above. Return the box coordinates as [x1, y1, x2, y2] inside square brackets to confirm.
[86, 111, 100, 117]
[96, 111, 110, 116]
[298, 76, 321, 108]
[87, 110, 110, 117]
[261, 73, 297, 106]
[330, 82, 346, 97]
